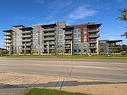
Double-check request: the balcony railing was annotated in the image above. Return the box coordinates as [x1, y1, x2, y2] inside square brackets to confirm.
[22, 31, 32, 34]
[65, 36, 72, 40]
[89, 34, 100, 38]
[22, 35, 32, 38]
[22, 39, 32, 42]
[5, 37, 12, 39]
[65, 31, 72, 35]
[5, 33, 12, 36]
[44, 37, 55, 41]
[5, 40, 12, 43]
[22, 48, 31, 50]
[22, 43, 32, 46]
[89, 46, 96, 48]
[43, 33, 55, 36]
[44, 42, 55, 45]
[89, 40, 97, 43]
[43, 28, 55, 32]
[49, 47, 55, 49]
[5, 44, 11, 47]
[65, 41, 71, 44]
[88, 28, 99, 33]
[49, 42, 55, 45]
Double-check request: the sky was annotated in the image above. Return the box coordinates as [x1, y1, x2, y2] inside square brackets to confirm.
[0, 0, 127, 47]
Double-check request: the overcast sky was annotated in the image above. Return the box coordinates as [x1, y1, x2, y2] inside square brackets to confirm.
[0, 0, 127, 47]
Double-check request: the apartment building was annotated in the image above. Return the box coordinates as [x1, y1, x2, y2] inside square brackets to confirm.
[98, 40, 122, 55]
[4, 21, 101, 55]
[72, 24, 101, 54]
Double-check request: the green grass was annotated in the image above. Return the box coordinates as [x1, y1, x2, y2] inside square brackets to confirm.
[25, 88, 91, 95]
[1, 54, 127, 59]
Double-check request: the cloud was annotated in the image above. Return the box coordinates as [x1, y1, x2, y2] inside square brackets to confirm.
[68, 6, 96, 19]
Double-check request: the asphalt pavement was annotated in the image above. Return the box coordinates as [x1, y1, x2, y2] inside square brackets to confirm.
[0, 58, 127, 82]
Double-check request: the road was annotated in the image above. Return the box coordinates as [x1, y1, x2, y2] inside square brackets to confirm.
[0, 58, 127, 82]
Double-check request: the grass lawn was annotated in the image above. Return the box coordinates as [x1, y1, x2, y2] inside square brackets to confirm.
[1, 54, 127, 59]
[25, 88, 91, 95]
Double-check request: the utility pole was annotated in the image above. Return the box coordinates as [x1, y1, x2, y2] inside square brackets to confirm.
[9, 44, 12, 56]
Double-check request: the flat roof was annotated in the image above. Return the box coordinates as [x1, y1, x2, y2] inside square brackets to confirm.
[13, 25, 25, 28]
[107, 40, 122, 43]
[19, 27, 33, 31]
[100, 40, 122, 43]
[63, 26, 74, 30]
[41, 23, 56, 27]
[3, 29, 13, 32]
[87, 24, 101, 27]
[72, 23, 101, 28]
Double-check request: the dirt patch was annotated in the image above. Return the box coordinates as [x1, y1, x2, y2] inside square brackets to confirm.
[0, 72, 127, 95]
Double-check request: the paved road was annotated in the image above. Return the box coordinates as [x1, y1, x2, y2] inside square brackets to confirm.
[0, 58, 127, 82]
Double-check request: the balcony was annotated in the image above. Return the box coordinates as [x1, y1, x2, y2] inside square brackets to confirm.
[43, 28, 55, 32]
[49, 47, 55, 49]
[22, 31, 31, 34]
[65, 44, 71, 49]
[108, 45, 121, 49]
[89, 40, 97, 43]
[5, 44, 11, 47]
[22, 39, 32, 42]
[88, 28, 99, 33]
[22, 43, 32, 46]
[65, 41, 71, 44]
[49, 42, 55, 45]
[43, 33, 55, 36]
[89, 45, 96, 48]
[44, 37, 55, 41]
[44, 42, 55, 45]
[65, 36, 72, 40]
[44, 47, 47, 50]
[65, 31, 72, 35]
[5, 40, 12, 43]
[5, 37, 12, 40]
[22, 35, 32, 38]
[89, 34, 100, 38]
[22, 48, 31, 50]
[5, 33, 12, 36]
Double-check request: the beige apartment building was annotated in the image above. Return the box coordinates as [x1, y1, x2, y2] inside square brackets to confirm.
[4, 21, 101, 55]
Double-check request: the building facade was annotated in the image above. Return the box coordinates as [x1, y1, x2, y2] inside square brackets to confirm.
[4, 22, 101, 55]
[98, 40, 122, 55]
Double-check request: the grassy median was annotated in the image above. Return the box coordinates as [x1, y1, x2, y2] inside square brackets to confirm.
[2, 54, 127, 59]
[25, 88, 91, 95]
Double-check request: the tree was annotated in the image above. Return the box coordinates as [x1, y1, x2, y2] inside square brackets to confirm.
[119, 8, 127, 21]
[0, 49, 3, 56]
[119, 8, 127, 38]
